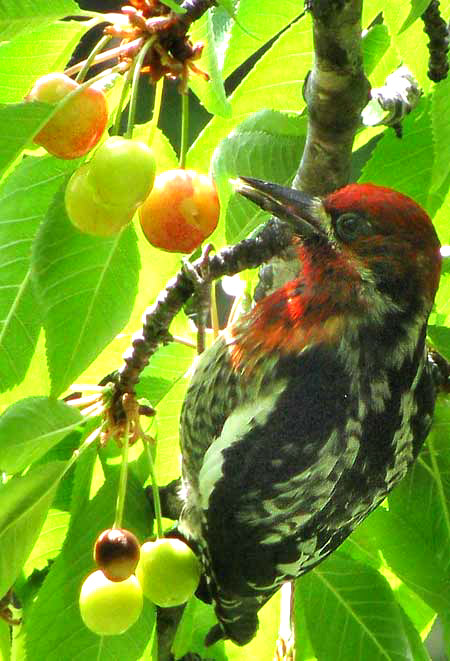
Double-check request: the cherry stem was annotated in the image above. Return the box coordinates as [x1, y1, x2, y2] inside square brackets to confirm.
[65, 425, 102, 475]
[76, 34, 113, 83]
[71, 384, 105, 392]
[171, 335, 196, 349]
[114, 422, 130, 529]
[112, 65, 134, 136]
[81, 402, 104, 419]
[64, 37, 144, 78]
[179, 91, 189, 169]
[126, 37, 157, 140]
[65, 393, 102, 409]
[147, 77, 164, 146]
[145, 439, 164, 538]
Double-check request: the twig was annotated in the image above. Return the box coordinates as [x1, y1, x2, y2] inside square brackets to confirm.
[421, 0, 450, 82]
[109, 218, 293, 421]
[157, 604, 186, 661]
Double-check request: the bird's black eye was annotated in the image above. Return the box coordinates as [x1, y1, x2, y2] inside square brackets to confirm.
[335, 212, 366, 242]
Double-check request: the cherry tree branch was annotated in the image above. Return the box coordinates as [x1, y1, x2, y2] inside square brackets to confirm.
[109, 219, 293, 420]
[258, 0, 368, 298]
[421, 0, 450, 83]
[293, 0, 369, 195]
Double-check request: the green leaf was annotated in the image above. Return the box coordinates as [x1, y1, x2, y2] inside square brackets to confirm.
[400, 607, 432, 661]
[430, 74, 450, 194]
[24, 466, 155, 661]
[0, 620, 10, 661]
[442, 256, 450, 276]
[0, 460, 66, 599]
[0, 0, 81, 41]
[345, 513, 436, 640]
[135, 342, 194, 406]
[211, 110, 307, 243]
[173, 597, 227, 660]
[188, 11, 231, 117]
[346, 502, 442, 654]
[32, 188, 140, 396]
[67, 437, 97, 520]
[215, 0, 236, 16]
[428, 325, 450, 361]
[208, 2, 236, 77]
[0, 396, 82, 473]
[441, 611, 450, 659]
[214, 0, 253, 40]
[221, 0, 301, 81]
[293, 589, 316, 661]
[360, 97, 439, 214]
[356, 506, 450, 614]
[341, 518, 383, 571]
[383, 3, 431, 90]
[154, 378, 188, 485]
[0, 101, 57, 179]
[159, 0, 186, 13]
[0, 21, 89, 103]
[188, 0, 302, 118]
[398, 0, 432, 34]
[362, 24, 390, 77]
[187, 15, 312, 173]
[0, 155, 80, 394]
[23, 508, 71, 576]
[172, 599, 199, 660]
[299, 552, 413, 660]
[132, 124, 178, 174]
[396, 584, 435, 647]
[359, 399, 450, 616]
[431, 272, 450, 328]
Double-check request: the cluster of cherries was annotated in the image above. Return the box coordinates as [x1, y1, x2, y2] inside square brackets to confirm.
[80, 528, 201, 636]
[24, 72, 217, 634]
[26, 73, 220, 252]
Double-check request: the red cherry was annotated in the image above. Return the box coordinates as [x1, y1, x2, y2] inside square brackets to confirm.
[94, 528, 141, 582]
[26, 73, 108, 159]
[139, 169, 220, 253]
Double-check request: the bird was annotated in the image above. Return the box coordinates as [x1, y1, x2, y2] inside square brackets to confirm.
[177, 177, 442, 646]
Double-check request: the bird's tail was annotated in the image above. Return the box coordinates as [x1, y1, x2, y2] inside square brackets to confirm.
[204, 573, 275, 646]
[205, 588, 262, 646]
[176, 516, 270, 646]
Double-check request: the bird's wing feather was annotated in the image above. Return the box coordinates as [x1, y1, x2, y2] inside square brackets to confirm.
[181, 337, 357, 594]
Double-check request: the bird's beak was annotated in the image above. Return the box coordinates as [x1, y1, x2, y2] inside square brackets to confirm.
[234, 176, 326, 239]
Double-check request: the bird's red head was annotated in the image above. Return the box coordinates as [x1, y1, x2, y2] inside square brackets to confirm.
[236, 177, 441, 308]
[232, 178, 442, 362]
[323, 183, 442, 306]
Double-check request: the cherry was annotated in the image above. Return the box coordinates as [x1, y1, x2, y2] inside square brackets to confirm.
[136, 538, 201, 608]
[94, 528, 140, 582]
[25, 73, 108, 159]
[79, 570, 143, 636]
[88, 137, 156, 209]
[65, 164, 134, 236]
[138, 169, 220, 253]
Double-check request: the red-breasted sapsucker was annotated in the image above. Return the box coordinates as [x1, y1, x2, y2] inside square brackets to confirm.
[178, 178, 442, 646]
